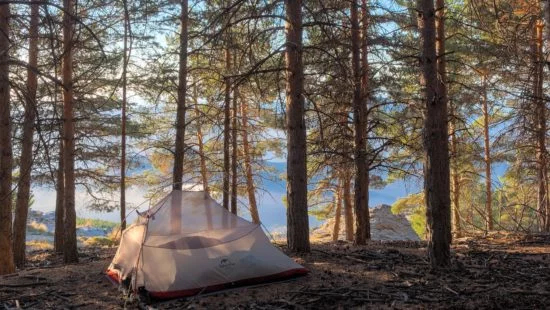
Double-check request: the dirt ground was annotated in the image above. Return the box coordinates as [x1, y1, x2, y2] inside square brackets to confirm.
[1, 232, 549, 309]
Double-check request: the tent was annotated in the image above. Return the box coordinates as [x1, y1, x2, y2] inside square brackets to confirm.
[106, 190, 308, 299]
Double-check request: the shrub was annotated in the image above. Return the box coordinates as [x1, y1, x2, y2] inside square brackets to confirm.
[27, 221, 48, 234]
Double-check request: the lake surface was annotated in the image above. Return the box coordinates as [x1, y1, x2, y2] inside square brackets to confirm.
[30, 161, 447, 234]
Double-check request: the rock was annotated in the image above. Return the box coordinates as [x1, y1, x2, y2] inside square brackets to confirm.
[311, 204, 420, 241]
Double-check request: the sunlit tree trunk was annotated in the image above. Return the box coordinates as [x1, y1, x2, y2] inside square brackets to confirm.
[173, 0, 188, 191]
[223, 48, 231, 210]
[343, 174, 354, 241]
[285, 0, 310, 252]
[240, 97, 259, 223]
[449, 102, 461, 237]
[0, 1, 15, 275]
[481, 74, 493, 231]
[13, 0, 40, 267]
[54, 136, 64, 253]
[120, 0, 130, 231]
[230, 86, 238, 215]
[421, 0, 451, 267]
[534, 19, 548, 232]
[194, 84, 209, 194]
[63, 0, 78, 263]
[332, 180, 342, 242]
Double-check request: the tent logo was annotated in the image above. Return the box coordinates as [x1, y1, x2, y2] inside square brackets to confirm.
[219, 257, 235, 269]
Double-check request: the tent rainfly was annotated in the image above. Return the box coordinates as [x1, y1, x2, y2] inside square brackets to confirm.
[106, 190, 308, 299]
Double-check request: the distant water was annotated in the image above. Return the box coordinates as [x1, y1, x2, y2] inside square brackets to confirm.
[33, 161, 510, 234]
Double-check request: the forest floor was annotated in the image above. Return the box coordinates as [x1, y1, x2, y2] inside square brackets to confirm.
[1, 232, 549, 309]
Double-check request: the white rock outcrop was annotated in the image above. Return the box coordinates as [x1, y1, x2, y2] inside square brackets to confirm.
[312, 204, 420, 241]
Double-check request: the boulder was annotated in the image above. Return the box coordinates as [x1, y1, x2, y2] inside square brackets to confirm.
[311, 204, 420, 241]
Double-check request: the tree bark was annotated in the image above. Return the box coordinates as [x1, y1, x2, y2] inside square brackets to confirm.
[352, 0, 371, 245]
[343, 173, 354, 241]
[240, 97, 260, 223]
[0, 1, 15, 275]
[361, 0, 371, 241]
[223, 48, 232, 210]
[285, 0, 309, 252]
[13, 0, 39, 268]
[421, 0, 451, 268]
[120, 0, 130, 231]
[481, 74, 493, 231]
[173, 0, 188, 191]
[231, 86, 238, 215]
[54, 135, 64, 253]
[332, 180, 342, 242]
[449, 102, 461, 237]
[534, 19, 548, 232]
[194, 84, 209, 194]
[62, 0, 78, 264]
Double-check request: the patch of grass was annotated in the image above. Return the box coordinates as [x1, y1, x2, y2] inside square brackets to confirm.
[82, 236, 116, 247]
[27, 221, 48, 234]
[26, 240, 53, 250]
[106, 225, 122, 243]
[76, 218, 117, 230]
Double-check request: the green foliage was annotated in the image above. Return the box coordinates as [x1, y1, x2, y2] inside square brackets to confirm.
[76, 218, 118, 230]
[391, 193, 426, 239]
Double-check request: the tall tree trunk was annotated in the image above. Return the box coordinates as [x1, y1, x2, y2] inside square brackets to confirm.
[449, 102, 461, 237]
[120, 0, 130, 231]
[13, 0, 39, 268]
[240, 97, 259, 223]
[223, 45, 232, 210]
[54, 136, 64, 253]
[285, 0, 309, 252]
[481, 74, 493, 231]
[194, 84, 209, 194]
[361, 0, 371, 241]
[173, 0, 188, 191]
[62, 0, 78, 264]
[0, 2, 15, 275]
[230, 87, 238, 215]
[343, 173, 354, 241]
[534, 19, 548, 232]
[543, 0, 550, 233]
[353, 0, 371, 245]
[421, 0, 451, 267]
[332, 180, 342, 242]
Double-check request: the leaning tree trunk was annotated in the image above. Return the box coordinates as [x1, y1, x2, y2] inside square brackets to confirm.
[13, 0, 39, 268]
[240, 96, 260, 223]
[63, 0, 78, 264]
[481, 74, 493, 231]
[421, 0, 451, 268]
[285, 0, 310, 252]
[173, 0, 188, 191]
[0, 2, 15, 275]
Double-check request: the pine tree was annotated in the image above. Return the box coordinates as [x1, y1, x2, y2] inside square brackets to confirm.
[285, 0, 310, 252]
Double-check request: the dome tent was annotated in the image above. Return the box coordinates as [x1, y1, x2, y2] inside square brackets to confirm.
[106, 190, 307, 299]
